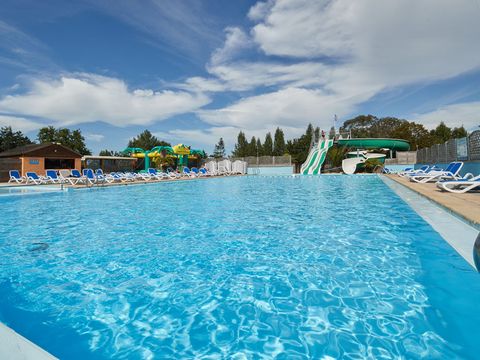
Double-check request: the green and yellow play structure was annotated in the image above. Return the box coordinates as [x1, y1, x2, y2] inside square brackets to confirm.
[122, 144, 206, 171]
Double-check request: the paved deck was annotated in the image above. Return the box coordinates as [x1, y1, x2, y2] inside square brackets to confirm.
[0, 174, 240, 190]
[386, 174, 480, 227]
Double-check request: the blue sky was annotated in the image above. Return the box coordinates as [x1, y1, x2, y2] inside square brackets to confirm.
[0, 0, 479, 154]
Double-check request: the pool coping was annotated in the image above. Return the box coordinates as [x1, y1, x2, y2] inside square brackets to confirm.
[380, 175, 480, 270]
[0, 323, 57, 360]
[384, 174, 480, 228]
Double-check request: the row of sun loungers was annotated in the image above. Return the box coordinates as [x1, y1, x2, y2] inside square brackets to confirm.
[7, 166, 224, 186]
[395, 161, 480, 194]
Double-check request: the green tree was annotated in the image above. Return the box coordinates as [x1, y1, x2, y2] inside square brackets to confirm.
[248, 136, 258, 156]
[0, 126, 32, 152]
[314, 126, 320, 142]
[37, 126, 57, 143]
[256, 138, 263, 156]
[328, 126, 336, 139]
[273, 127, 286, 156]
[340, 115, 378, 138]
[232, 131, 249, 157]
[99, 149, 122, 156]
[37, 126, 91, 155]
[325, 145, 348, 168]
[263, 132, 273, 156]
[431, 121, 452, 143]
[285, 123, 314, 164]
[451, 126, 467, 139]
[128, 130, 170, 150]
[339, 115, 453, 149]
[213, 137, 226, 159]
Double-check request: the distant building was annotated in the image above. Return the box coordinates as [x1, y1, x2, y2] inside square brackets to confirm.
[0, 143, 82, 182]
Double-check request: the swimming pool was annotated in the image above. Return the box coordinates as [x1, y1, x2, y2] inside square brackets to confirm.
[0, 175, 479, 358]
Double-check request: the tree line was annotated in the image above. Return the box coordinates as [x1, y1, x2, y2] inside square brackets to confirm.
[0, 125, 91, 155]
[1, 116, 470, 160]
[231, 127, 286, 157]
[0, 126, 175, 157]
[226, 116, 469, 164]
[340, 115, 467, 150]
[99, 130, 171, 156]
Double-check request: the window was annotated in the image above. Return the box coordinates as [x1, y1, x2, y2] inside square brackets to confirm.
[45, 158, 75, 169]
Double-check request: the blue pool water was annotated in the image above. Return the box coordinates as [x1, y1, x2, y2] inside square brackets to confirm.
[0, 175, 479, 359]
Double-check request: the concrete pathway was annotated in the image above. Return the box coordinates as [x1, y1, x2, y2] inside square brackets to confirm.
[386, 174, 480, 228]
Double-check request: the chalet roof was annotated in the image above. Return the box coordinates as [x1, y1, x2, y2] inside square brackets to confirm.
[0, 143, 82, 158]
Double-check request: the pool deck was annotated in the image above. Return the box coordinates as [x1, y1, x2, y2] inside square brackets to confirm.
[386, 174, 480, 228]
[0, 174, 242, 190]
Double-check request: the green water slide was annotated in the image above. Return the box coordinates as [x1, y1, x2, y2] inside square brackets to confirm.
[337, 138, 410, 151]
[300, 149, 319, 174]
[301, 139, 334, 174]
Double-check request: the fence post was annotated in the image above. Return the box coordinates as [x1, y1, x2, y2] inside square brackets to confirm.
[467, 134, 471, 161]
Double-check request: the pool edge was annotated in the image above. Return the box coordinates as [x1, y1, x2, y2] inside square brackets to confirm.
[0, 322, 57, 360]
[380, 175, 480, 271]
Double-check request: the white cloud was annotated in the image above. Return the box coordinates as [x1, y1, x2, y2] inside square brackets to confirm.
[411, 102, 480, 131]
[0, 74, 211, 126]
[187, 0, 480, 132]
[247, 0, 275, 22]
[0, 20, 57, 72]
[156, 124, 306, 153]
[85, 133, 105, 142]
[207, 61, 330, 91]
[0, 115, 42, 132]
[156, 126, 239, 152]
[251, 0, 480, 85]
[210, 27, 252, 66]
[197, 87, 363, 131]
[87, 0, 223, 61]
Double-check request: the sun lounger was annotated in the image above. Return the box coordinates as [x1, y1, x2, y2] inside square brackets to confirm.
[436, 174, 480, 193]
[410, 162, 463, 183]
[190, 167, 199, 176]
[58, 169, 81, 185]
[182, 167, 196, 178]
[8, 170, 26, 184]
[148, 168, 166, 180]
[25, 172, 46, 185]
[83, 168, 105, 184]
[166, 168, 180, 179]
[135, 171, 155, 181]
[199, 168, 211, 176]
[94, 169, 108, 183]
[103, 171, 123, 183]
[45, 170, 63, 184]
[400, 165, 439, 177]
[69, 169, 88, 184]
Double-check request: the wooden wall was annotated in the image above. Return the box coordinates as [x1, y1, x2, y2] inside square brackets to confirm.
[0, 158, 21, 182]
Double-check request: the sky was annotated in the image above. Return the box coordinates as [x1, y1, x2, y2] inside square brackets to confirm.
[0, 0, 479, 154]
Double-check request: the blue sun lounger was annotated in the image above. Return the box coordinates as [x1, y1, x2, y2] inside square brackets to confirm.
[45, 170, 63, 184]
[148, 168, 166, 180]
[8, 170, 26, 184]
[83, 168, 105, 184]
[182, 167, 196, 178]
[409, 162, 463, 183]
[25, 172, 46, 185]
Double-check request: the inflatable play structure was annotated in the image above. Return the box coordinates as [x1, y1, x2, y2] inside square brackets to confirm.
[122, 144, 206, 171]
[301, 132, 410, 175]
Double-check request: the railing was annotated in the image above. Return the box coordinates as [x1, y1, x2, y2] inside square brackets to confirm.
[416, 130, 480, 163]
[228, 155, 292, 167]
